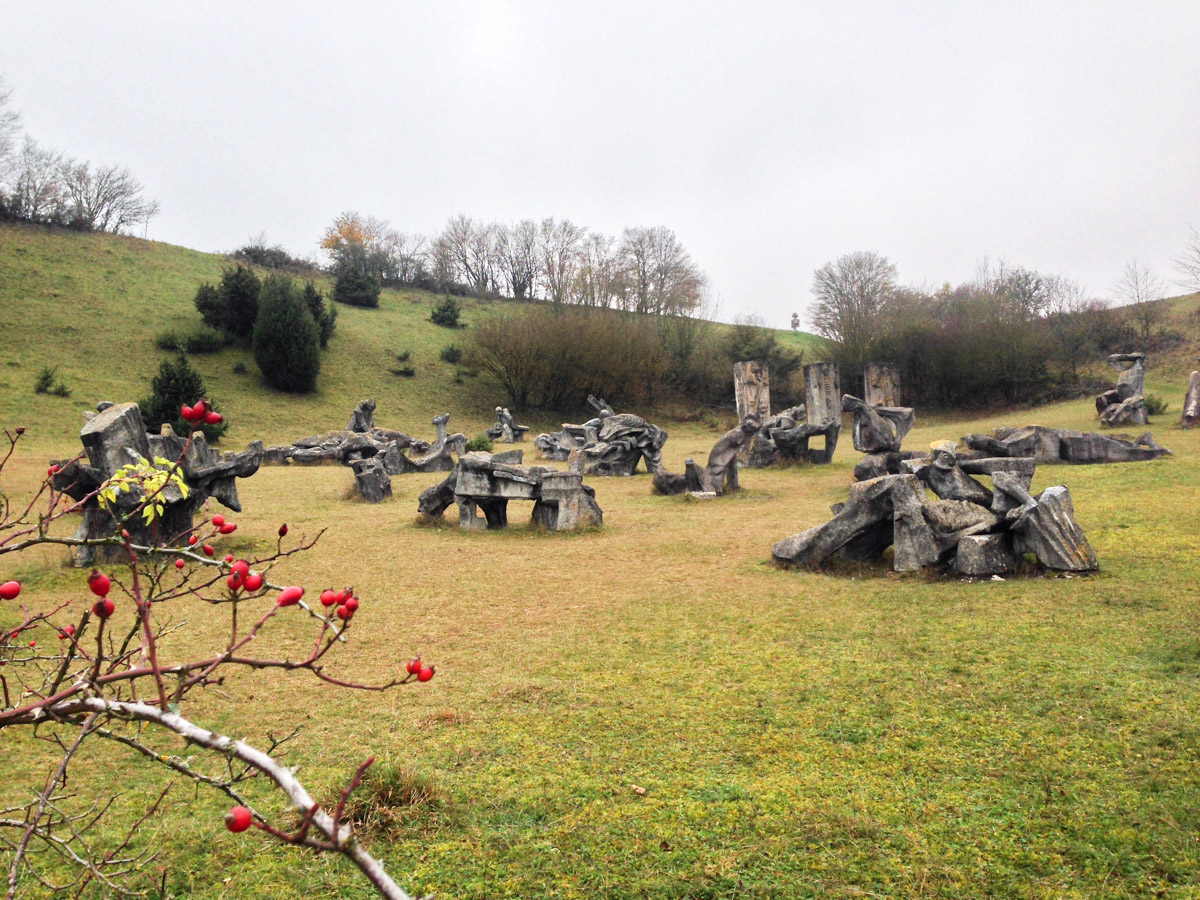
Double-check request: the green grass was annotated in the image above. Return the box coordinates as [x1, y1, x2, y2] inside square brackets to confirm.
[3, 223, 1200, 898]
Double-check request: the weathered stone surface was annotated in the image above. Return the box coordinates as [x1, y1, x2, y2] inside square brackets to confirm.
[1109, 352, 1146, 397]
[1182, 371, 1200, 429]
[51, 402, 262, 565]
[774, 444, 1097, 576]
[952, 534, 1015, 575]
[351, 457, 392, 502]
[842, 394, 914, 454]
[734, 361, 771, 424]
[863, 363, 901, 407]
[1099, 396, 1148, 427]
[804, 362, 841, 426]
[1008, 484, 1098, 572]
[486, 406, 530, 443]
[854, 450, 929, 481]
[961, 425, 1170, 464]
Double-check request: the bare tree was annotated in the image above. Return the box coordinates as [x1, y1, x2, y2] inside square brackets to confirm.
[572, 231, 621, 308]
[1113, 258, 1165, 341]
[437, 214, 498, 296]
[9, 136, 65, 222]
[537, 217, 584, 305]
[497, 219, 539, 300]
[0, 75, 20, 183]
[1044, 277, 1106, 380]
[618, 225, 704, 315]
[1174, 226, 1200, 294]
[809, 250, 897, 374]
[59, 160, 160, 233]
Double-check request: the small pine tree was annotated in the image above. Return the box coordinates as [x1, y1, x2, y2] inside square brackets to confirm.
[194, 266, 262, 341]
[140, 352, 228, 442]
[253, 274, 321, 393]
[332, 244, 382, 308]
[430, 296, 461, 328]
[193, 282, 224, 332]
[302, 280, 338, 348]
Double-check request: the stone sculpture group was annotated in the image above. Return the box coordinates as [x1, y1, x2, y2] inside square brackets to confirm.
[534, 395, 668, 476]
[773, 439, 1098, 576]
[1095, 353, 1149, 427]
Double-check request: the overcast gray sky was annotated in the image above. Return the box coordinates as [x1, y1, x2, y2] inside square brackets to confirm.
[2, 1, 1198, 326]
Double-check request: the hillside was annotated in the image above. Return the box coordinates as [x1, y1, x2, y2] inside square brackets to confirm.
[0, 222, 829, 453]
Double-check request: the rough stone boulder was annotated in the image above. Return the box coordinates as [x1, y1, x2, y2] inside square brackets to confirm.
[1183, 371, 1200, 429]
[263, 400, 428, 466]
[351, 457, 392, 502]
[485, 406, 530, 443]
[536, 396, 668, 477]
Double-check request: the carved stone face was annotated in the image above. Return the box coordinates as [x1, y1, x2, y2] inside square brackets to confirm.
[931, 448, 957, 470]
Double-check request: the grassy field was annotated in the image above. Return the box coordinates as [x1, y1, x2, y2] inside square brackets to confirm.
[2, 224, 1200, 898]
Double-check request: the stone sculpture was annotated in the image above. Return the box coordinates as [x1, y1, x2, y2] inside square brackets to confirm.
[49, 402, 263, 565]
[842, 394, 914, 454]
[773, 439, 1098, 575]
[961, 425, 1170, 464]
[653, 418, 761, 496]
[733, 361, 771, 424]
[263, 400, 428, 466]
[386, 413, 466, 474]
[351, 457, 392, 503]
[1095, 353, 1149, 426]
[417, 450, 601, 531]
[863, 363, 901, 408]
[764, 363, 841, 464]
[534, 395, 668, 476]
[1182, 371, 1200, 429]
[485, 406, 530, 443]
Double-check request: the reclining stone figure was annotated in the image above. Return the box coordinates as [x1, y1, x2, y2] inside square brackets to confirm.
[961, 425, 1170, 464]
[773, 439, 1097, 575]
[653, 417, 760, 496]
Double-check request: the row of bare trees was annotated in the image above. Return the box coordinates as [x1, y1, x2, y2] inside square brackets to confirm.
[320, 211, 707, 315]
[806, 248, 1199, 408]
[0, 76, 159, 234]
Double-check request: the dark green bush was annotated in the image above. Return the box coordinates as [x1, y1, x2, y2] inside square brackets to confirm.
[389, 365, 416, 378]
[33, 366, 70, 397]
[464, 435, 493, 452]
[440, 344, 463, 364]
[194, 265, 262, 342]
[252, 274, 321, 393]
[1144, 393, 1169, 416]
[332, 244, 382, 308]
[302, 281, 338, 348]
[155, 325, 227, 354]
[430, 296, 461, 328]
[140, 352, 228, 442]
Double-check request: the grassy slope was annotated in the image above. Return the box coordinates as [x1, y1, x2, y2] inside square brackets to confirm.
[2, 224, 1200, 899]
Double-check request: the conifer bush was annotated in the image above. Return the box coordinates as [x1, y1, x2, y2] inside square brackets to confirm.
[140, 352, 228, 441]
[252, 273, 321, 393]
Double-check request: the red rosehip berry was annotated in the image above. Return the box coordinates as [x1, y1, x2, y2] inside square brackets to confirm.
[319, 589, 337, 607]
[336, 604, 350, 620]
[175, 558, 185, 569]
[224, 554, 234, 563]
[278, 523, 288, 537]
[211, 514, 225, 527]
[188, 535, 198, 546]
[231, 560, 250, 579]
[192, 400, 207, 419]
[0, 581, 21, 601]
[334, 589, 348, 604]
[418, 665, 435, 682]
[203, 545, 215, 556]
[87, 570, 111, 598]
[181, 404, 194, 421]
[47, 465, 59, 477]
[59, 625, 75, 639]
[92, 598, 115, 619]
[244, 572, 263, 592]
[219, 523, 237, 534]
[204, 411, 223, 425]
[29, 639, 35, 648]
[276, 586, 304, 607]
[227, 574, 243, 592]
[225, 806, 252, 833]
[344, 597, 359, 613]
[406, 657, 421, 675]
